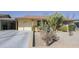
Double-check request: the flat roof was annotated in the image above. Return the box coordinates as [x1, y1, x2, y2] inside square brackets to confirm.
[0, 18, 15, 21]
[0, 14, 11, 18]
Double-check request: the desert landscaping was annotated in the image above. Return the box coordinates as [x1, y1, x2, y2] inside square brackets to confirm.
[35, 31, 79, 48]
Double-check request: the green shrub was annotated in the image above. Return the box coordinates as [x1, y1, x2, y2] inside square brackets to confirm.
[60, 25, 68, 32]
[60, 25, 75, 32]
[68, 25, 75, 31]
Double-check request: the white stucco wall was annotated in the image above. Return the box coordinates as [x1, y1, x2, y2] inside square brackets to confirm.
[18, 27, 32, 31]
[18, 19, 33, 31]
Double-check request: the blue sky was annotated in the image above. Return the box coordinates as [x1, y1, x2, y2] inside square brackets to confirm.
[0, 11, 79, 19]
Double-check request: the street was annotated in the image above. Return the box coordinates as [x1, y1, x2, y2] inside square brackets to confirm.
[0, 30, 33, 48]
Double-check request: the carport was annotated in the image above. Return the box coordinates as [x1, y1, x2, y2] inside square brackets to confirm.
[0, 18, 16, 30]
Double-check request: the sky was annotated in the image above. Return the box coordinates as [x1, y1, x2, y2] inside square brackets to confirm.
[0, 11, 79, 19]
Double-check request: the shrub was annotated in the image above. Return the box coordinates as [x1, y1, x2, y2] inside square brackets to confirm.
[60, 25, 75, 32]
[68, 25, 75, 31]
[60, 25, 68, 32]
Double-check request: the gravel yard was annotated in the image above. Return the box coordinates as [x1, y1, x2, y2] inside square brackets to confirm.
[35, 31, 79, 48]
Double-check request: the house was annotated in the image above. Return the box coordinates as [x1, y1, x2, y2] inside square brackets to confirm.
[73, 20, 79, 28]
[0, 14, 79, 32]
[16, 16, 46, 31]
[62, 19, 79, 31]
[0, 14, 16, 30]
[0, 15, 46, 31]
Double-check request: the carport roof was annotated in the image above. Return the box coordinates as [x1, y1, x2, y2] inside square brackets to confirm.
[0, 18, 15, 21]
[0, 14, 11, 18]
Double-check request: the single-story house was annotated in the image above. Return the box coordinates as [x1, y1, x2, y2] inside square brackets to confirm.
[16, 16, 46, 31]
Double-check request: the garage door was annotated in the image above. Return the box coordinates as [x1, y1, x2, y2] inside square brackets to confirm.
[18, 21, 32, 31]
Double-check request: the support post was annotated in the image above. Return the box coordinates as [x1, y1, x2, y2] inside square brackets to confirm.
[33, 30, 35, 47]
[32, 20, 35, 47]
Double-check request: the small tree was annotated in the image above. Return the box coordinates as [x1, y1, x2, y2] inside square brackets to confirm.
[47, 12, 65, 32]
[41, 12, 65, 46]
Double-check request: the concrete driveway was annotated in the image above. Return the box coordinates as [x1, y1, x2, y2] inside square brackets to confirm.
[0, 30, 33, 48]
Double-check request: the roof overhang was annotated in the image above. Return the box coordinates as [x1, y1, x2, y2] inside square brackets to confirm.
[16, 16, 47, 21]
[0, 18, 15, 21]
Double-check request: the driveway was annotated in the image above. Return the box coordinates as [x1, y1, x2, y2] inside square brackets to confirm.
[0, 30, 33, 48]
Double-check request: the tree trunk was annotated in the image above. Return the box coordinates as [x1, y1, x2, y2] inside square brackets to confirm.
[41, 30, 59, 46]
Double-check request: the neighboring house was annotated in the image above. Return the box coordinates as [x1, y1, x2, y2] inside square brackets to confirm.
[0, 14, 16, 30]
[0, 14, 11, 18]
[73, 20, 79, 28]
[62, 20, 79, 31]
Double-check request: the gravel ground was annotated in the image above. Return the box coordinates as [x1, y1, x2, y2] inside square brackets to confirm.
[35, 31, 79, 48]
